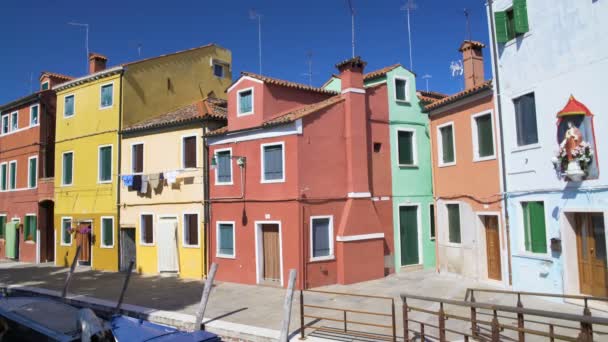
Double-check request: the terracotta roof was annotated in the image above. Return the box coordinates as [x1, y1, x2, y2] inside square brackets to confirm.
[364, 64, 401, 80]
[425, 80, 493, 111]
[122, 43, 215, 66]
[459, 40, 486, 51]
[89, 52, 108, 61]
[240, 72, 338, 95]
[263, 95, 345, 127]
[39, 71, 74, 82]
[417, 94, 439, 104]
[207, 126, 228, 136]
[418, 90, 448, 99]
[335, 56, 367, 69]
[122, 97, 226, 133]
[0, 90, 51, 112]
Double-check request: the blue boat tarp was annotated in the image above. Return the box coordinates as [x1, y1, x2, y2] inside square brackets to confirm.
[111, 315, 220, 342]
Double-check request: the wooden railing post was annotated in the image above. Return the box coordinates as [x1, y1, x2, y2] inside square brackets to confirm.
[391, 299, 397, 342]
[62, 246, 81, 298]
[420, 322, 425, 341]
[403, 297, 409, 342]
[517, 294, 525, 342]
[470, 290, 478, 338]
[491, 310, 500, 341]
[299, 290, 306, 340]
[438, 302, 446, 342]
[343, 311, 347, 332]
[549, 324, 555, 342]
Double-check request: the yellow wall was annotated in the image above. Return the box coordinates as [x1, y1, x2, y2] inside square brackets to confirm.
[54, 72, 121, 271]
[122, 44, 232, 127]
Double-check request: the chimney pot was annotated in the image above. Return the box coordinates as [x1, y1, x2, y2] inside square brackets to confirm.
[459, 40, 485, 89]
[89, 53, 108, 74]
[336, 56, 367, 91]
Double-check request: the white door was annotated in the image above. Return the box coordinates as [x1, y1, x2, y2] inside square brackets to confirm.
[157, 217, 179, 273]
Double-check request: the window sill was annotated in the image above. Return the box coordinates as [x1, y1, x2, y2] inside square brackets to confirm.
[216, 254, 236, 259]
[512, 252, 553, 262]
[140, 242, 155, 247]
[398, 164, 419, 169]
[99, 105, 113, 110]
[261, 179, 285, 184]
[98, 181, 113, 185]
[60, 243, 73, 247]
[64, 114, 75, 119]
[100, 245, 114, 249]
[25, 240, 35, 245]
[182, 244, 200, 249]
[395, 99, 410, 104]
[438, 162, 456, 168]
[310, 256, 335, 263]
[237, 112, 254, 117]
[473, 155, 497, 163]
[511, 143, 541, 153]
[445, 242, 463, 248]
[215, 182, 234, 186]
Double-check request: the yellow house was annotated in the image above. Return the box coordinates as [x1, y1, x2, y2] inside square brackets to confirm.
[120, 98, 226, 278]
[54, 45, 232, 272]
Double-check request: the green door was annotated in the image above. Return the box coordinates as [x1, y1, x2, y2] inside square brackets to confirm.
[400, 206, 419, 266]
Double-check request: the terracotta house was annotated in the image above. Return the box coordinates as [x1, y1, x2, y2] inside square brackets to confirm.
[426, 41, 507, 284]
[207, 57, 394, 289]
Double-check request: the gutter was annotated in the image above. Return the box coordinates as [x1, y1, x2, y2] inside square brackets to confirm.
[116, 72, 125, 271]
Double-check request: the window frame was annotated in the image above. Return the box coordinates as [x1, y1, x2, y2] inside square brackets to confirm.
[139, 213, 155, 246]
[130, 142, 144, 174]
[100, 216, 115, 248]
[41, 81, 50, 91]
[24, 213, 37, 242]
[8, 160, 17, 190]
[0, 162, 7, 191]
[63, 94, 75, 118]
[213, 63, 224, 78]
[512, 91, 539, 148]
[10, 111, 18, 132]
[393, 76, 410, 103]
[1, 114, 9, 134]
[61, 151, 74, 187]
[437, 121, 457, 167]
[214, 148, 233, 185]
[309, 215, 335, 262]
[237, 87, 254, 117]
[181, 134, 198, 169]
[396, 128, 418, 167]
[446, 202, 462, 246]
[216, 221, 236, 259]
[471, 111, 496, 162]
[0, 214, 6, 240]
[27, 156, 38, 189]
[520, 201, 549, 256]
[182, 212, 200, 248]
[61, 217, 73, 246]
[97, 144, 113, 184]
[29, 104, 40, 127]
[260, 141, 286, 184]
[99, 82, 114, 109]
[429, 203, 436, 241]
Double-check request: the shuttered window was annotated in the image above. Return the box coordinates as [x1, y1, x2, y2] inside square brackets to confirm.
[23, 215, 37, 242]
[64, 95, 75, 117]
[475, 114, 494, 158]
[100, 84, 113, 108]
[0, 216, 6, 239]
[1, 163, 7, 191]
[312, 217, 332, 259]
[523, 202, 547, 254]
[28, 157, 37, 188]
[218, 223, 235, 257]
[439, 124, 455, 165]
[98, 146, 112, 182]
[447, 204, 461, 244]
[395, 78, 408, 101]
[9, 162, 16, 190]
[62, 218, 72, 245]
[494, 0, 528, 43]
[101, 217, 114, 247]
[183, 136, 197, 169]
[398, 130, 415, 166]
[238, 89, 253, 115]
[1, 115, 8, 134]
[62, 152, 73, 185]
[262, 143, 284, 182]
[132, 144, 143, 173]
[213, 64, 224, 78]
[513, 93, 538, 146]
[429, 204, 436, 240]
[216, 150, 232, 184]
[184, 214, 199, 246]
[41, 82, 49, 91]
[30, 105, 39, 126]
[11, 112, 18, 131]
[141, 214, 154, 245]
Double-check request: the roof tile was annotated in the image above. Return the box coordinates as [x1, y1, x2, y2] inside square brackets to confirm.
[240, 72, 338, 95]
[425, 80, 493, 111]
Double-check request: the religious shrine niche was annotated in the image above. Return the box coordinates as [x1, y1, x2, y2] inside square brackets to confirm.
[552, 95, 598, 181]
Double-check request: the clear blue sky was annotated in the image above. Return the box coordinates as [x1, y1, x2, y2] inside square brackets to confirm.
[0, 0, 492, 104]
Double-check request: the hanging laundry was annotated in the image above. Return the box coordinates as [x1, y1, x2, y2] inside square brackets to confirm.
[132, 175, 142, 190]
[149, 173, 162, 189]
[140, 175, 149, 193]
[165, 171, 178, 185]
[122, 175, 134, 187]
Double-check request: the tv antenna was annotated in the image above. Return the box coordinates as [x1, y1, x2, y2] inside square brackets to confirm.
[422, 74, 432, 92]
[345, 0, 355, 57]
[137, 43, 143, 57]
[400, 0, 417, 71]
[464, 8, 472, 41]
[249, 9, 263, 74]
[68, 22, 89, 74]
[301, 50, 313, 86]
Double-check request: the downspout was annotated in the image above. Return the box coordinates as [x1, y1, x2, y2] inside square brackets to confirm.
[427, 113, 440, 273]
[203, 130, 210, 277]
[116, 72, 124, 271]
[488, 0, 512, 286]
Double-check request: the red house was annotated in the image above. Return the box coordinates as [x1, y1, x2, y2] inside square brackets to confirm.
[207, 57, 394, 289]
[0, 72, 69, 263]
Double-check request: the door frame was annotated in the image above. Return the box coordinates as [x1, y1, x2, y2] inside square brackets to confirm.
[398, 203, 423, 267]
[77, 219, 93, 266]
[156, 215, 180, 274]
[254, 220, 284, 286]
[476, 212, 504, 284]
[120, 227, 137, 272]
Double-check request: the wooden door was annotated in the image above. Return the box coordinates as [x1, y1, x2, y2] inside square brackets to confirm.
[157, 218, 179, 273]
[120, 228, 136, 272]
[399, 206, 419, 266]
[76, 223, 91, 264]
[483, 215, 502, 281]
[576, 213, 608, 297]
[262, 224, 281, 283]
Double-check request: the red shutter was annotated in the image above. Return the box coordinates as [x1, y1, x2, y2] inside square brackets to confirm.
[184, 137, 197, 168]
[144, 215, 153, 244]
[187, 214, 198, 245]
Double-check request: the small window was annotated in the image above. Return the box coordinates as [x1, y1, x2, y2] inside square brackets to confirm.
[394, 77, 408, 102]
[237, 88, 253, 115]
[182, 136, 197, 169]
[28, 157, 37, 189]
[64, 95, 75, 117]
[24, 215, 37, 242]
[1, 115, 8, 134]
[438, 123, 455, 165]
[100, 84, 113, 108]
[215, 150, 232, 184]
[131, 143, 143, 174]
[140, 214, 154, 245]
[494, 0, 529, 43]
[513, 93, 538, 146]
[473, 113, 495, 159]
[397, 130, 415, 166]
[217, 222, 235, 257]
[262, 143, 284, 182]
[373, 142, 382, 153]
[429, 204, 436, 240]
[101, 217, 114, 248]
[311, 217, 333, 260]
[184, 213, 199, 247]
[41, 81, 49, 91]
[62, 152, 73, 186]
[522, 201, 547, 254]
[30, 105, 39, 126]
[447, 203, 461, 244]
[1, 163, 7, 191]
[0, 215, 5, 239]
[213, 64, 224, 78]
[10, 112, 18, 131]
[9, 161, 16, 190]
[62, 218, 72, 245]
[98, 145, 112, 183]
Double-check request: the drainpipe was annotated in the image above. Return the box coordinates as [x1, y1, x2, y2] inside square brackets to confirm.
[116, 74, 124, 272]
[488, 0, 512, 286]
[203, 130, 211, 276]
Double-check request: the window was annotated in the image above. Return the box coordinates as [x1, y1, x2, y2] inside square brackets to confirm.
[438, 123, 455, 166]
[131, 143, 143, 174]
[447, 203, 461, 244]
[183, 213, 199, 247]
[140, 214, 154, 245]
[61, 218, 72, 245]
[62, 152, 73, 186]
[261, 143, 284, 182]
[98, 145, 112, 183]
[311, 216, 334, 261]
[24, 215, 36, 242]
[1, 115, 8, 134]
[215, 149, 232, 184]
[213, 64, 224, 78]
[9, 161, 16, 190]
[494, 0, 529, 43]
[217, 222, 235, 258]
[473, 113, 495, 160]
[429, 204, 436, 240]
[64, 95, 75, 117]
[513, 93, 538, 146]
[397, 129, 416, 166]
[30, 105, 39, 126]
[28, 157, 37, 189]
[182, 136, 197, 169]
[0, 215, 6, 239]
[101, 217, 114, 248]
[1, 163, 6, 191]
[41, 81, 49, 91]
[394, 77, 408, 102]
[100, 84, 113, 108]
[237, 88, 253, 115]
[522, 201, 547, 254]
[11, 112, 18, 131]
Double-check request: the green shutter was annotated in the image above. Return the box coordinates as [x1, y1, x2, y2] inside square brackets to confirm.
[476, 115, 494, 158]
[523, 203, 532, 251]
[529, 202, 547, 253]
[513, 0, 529, 34]
[494, 11, 509, 43]
[0, 216, 5, 238]
[103, 219, 113, 246]
[1, 164, 6, 190]
[441, 126, 455, 163]
[63, 153, 73, 185]
[63, 220, 71, 244]
[29, 158, 37, 188]
[9, 163, 16, 189]
[399, 206, 419, 265]
[25, 216, 36, 242]
[448, 204, 461, 243]
[398, 131, 414, 165]
[100, 146, 112, 181]
[395, 79, 407, 101]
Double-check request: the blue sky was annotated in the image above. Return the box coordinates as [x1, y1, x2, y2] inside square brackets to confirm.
[0, 0, 492, 104]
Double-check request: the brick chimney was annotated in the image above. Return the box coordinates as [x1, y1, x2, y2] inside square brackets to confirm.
[89, 53, 108, 74]
[459, 40, 485, 89]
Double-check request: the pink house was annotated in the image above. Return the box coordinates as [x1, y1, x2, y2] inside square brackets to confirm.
[207, 57, 394, 289]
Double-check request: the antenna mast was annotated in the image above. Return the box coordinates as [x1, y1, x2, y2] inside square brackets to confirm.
[346, 0, 355, 57]
[422, 74, 432, 92]
[305, 50, 313, 85]
[250, 9, 263, 74]
[68, 22, 89, 73]
[400, 0, 417, 71]
[464, 8, 472, 41]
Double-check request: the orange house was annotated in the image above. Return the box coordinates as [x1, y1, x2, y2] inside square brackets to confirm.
[426, 41, 508, 284]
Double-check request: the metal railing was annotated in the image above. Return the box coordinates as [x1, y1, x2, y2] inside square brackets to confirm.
[299, 289, 397, 341]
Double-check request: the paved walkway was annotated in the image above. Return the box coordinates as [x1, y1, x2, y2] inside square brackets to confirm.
[1, 261, 606, 341]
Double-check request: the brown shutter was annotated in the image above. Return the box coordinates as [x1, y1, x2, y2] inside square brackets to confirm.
[133, 144, 143, 173]
[184, 137, 196, 168]
[187, 214, 198, 245]
[144, 215, 153, 244]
